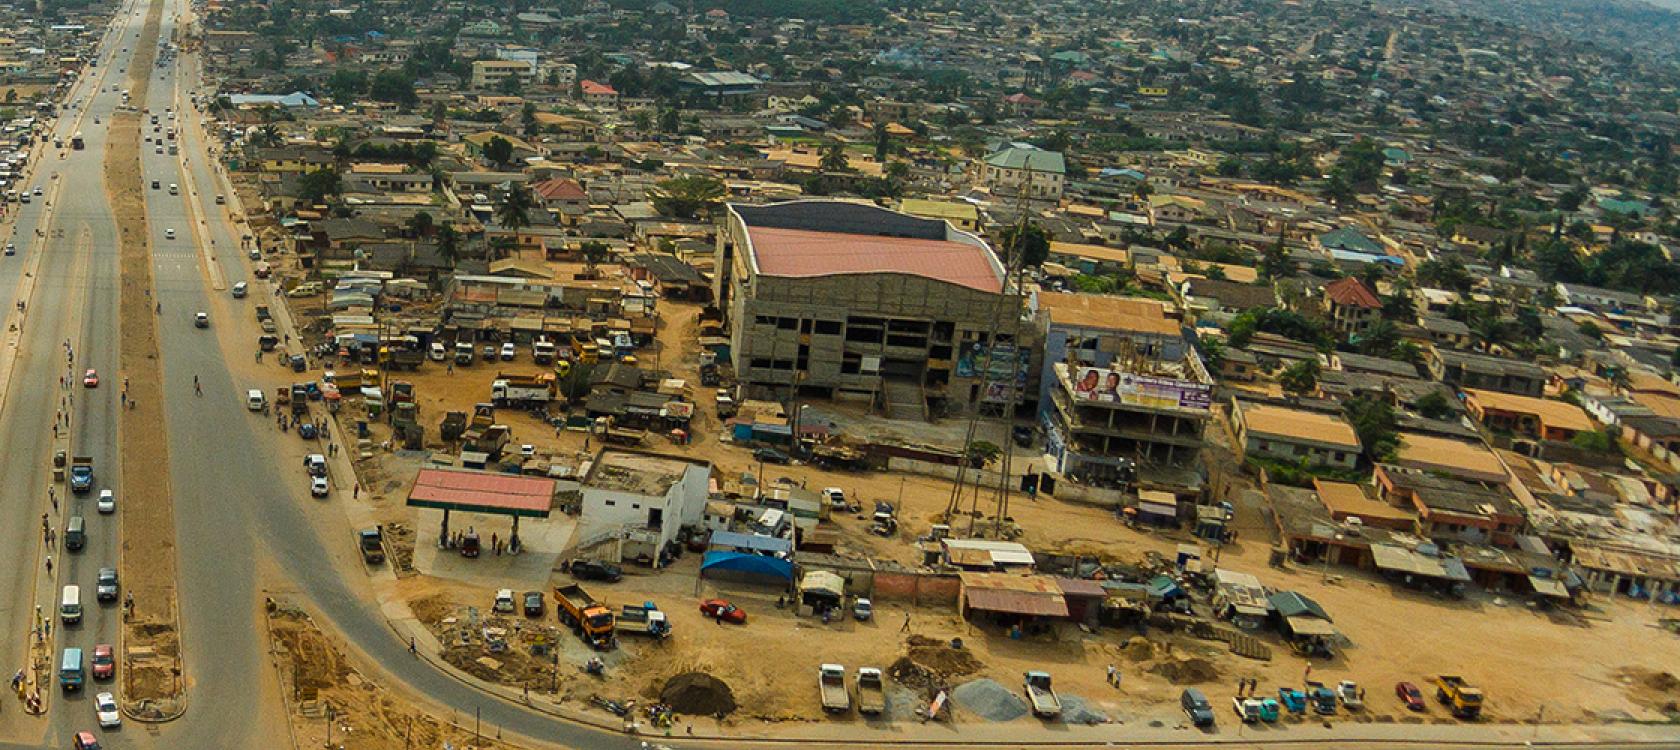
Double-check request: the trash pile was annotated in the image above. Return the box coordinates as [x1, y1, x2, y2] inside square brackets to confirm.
[950, 678, 1028, 722]
[889, 635, 983, 691]
[660, 672, 736, 716]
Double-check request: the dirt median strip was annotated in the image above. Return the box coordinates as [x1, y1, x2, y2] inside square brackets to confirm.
[109, 0, 188, 721]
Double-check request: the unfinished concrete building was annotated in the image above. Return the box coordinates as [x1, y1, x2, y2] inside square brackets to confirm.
[714, 200, 1023, 419]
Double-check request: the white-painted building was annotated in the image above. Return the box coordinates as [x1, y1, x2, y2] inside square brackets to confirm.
[579, 450, 712, 563]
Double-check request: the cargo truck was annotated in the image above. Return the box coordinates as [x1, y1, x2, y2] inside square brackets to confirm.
[554, 584, 615, 649]
[856, 667, 886, 715]
[1024, 671, 1062, 719]
[618, 602, 671, 639]
[1433, 675, 1483, 719]
[491, 372, 557, 406]
[818, 664, 851, 713]
[70, 456, 94, 493]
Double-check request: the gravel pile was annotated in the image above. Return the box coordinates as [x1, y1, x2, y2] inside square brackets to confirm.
[951, 678, 1028, 722]
[1058, 694, 1109, 725]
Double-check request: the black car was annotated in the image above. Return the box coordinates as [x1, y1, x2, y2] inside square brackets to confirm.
[522, 591, 545, 617]
[753, 448, 791, 464]
[570, 559, 624, 582]
[96, 567, 119, 601]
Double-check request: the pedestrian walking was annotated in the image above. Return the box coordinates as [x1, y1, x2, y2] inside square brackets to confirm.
[1106, 664, 1117, 687]
[353, 484, 359, 500]
[409, 637, 417, 655]
[900, 612, 911, 633]
[446, 361, 453, 374]
[44, 556, 51, 574]
[491, 532, 498, 551]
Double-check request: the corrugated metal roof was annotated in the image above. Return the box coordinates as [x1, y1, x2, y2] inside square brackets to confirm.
[407, 468, 556, 516]
[708, 530, 792, 553]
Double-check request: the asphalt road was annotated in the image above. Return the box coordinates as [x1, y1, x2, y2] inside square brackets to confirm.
[0, 0, 153, 744]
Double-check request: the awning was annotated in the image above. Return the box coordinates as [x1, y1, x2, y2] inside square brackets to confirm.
[1286, 616, 1337, 637]
[1370, 544, 1473, 582]
[1529, 576, 1570, 599]
[1138, 500, 1177, 517]
[965, 587, 1069, 618]
[800, 570, 845, 598]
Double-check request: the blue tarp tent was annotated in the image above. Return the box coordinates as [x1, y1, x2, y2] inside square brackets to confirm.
[701, 551, 793, 581]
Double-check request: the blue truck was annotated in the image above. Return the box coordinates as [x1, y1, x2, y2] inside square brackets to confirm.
[69, 456, 93, 494]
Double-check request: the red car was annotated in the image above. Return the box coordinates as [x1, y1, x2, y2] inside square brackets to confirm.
[82, 369, 99, 388]
[73, 730, 101, 750]
[1395, 681, 1425, 711]
[700, 598, 746, 624]
[91, 644, 115, 680]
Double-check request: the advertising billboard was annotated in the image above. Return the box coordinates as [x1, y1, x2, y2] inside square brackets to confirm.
[1069, 367, 1211, 412]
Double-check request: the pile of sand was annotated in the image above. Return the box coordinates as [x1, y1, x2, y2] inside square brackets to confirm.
[660, 672, 736, 716]
[1121, 636, 1159, 662]
[1148, 656, 1219, 684]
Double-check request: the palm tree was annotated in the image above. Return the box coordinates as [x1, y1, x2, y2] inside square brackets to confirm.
[820, 142, 850, 172]
[496, 185, 533, 239]
[436, 223, 461, 267]
[1469, 314, 1510, 352]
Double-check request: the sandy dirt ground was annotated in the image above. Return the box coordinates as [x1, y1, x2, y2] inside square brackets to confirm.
[109, 0, 186, 717]
[286, 266, 1680, 734]
[266, 599, 524, 750]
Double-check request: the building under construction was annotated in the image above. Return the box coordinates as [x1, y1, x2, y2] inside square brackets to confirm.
[1035, 291, 1213, 489]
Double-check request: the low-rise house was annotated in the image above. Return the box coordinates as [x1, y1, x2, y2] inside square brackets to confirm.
[1427, 348, 1545, 397]
[1464, 389, 1594, 442]
[1232, 401, 1362, 470]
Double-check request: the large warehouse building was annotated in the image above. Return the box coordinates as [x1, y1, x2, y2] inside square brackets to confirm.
[714, 200, 1023, 419]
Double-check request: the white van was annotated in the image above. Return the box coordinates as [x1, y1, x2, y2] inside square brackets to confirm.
[168, 183, 177, 195]
[428, 342, 447, 361]
[231, 281, 247, 298]
[61, 585, 82, 624]
[247, 389, 266, 411]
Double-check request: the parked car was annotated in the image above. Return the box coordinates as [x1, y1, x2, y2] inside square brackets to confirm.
[500, 342, 517, 361]
[570, 559, 623, 582]
[493, 588, 515, 614]
[700, 598, 747, 624]
[523, 591, 545, 617]
[1181, 688, 1215, 727]
[310, 476, 329, 497]
[754, 448, 790, 464]
[1396, 681, 1425, 711]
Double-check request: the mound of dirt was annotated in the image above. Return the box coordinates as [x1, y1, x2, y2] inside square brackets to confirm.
[1645, 672, 1680, 693]
[1121, 636, 1158, 662]
[660, 672, 736, 716]
[1148, 657, 1219, 684]
[899, 635, 983, 682]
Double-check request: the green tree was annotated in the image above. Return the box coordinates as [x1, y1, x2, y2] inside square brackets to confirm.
[369, 69, 419, 108]
[579, 240, 610, 276]
[1414, 389, 1457, 420]
[1416, 257, 1475, 292]
[406, 211, 434, 237]
[1356, 318, 1400, 356]
[998, 221, 1050, 268]
[649, 175, 727, 219]
[658, 107, 681, 134]
[873, 121, 892, 161]
[820, 142, 850, 172]
[1279, 359, 1320, 397]
[496, 185, 533, 237]
[482, 136, 514, 169]
[1344, 395, 1400, 462]
[1259, 234, 1291, 280]
[324, 68, 367, 102]
[298, 167, 342, 204]
[436, 223, 461, 266]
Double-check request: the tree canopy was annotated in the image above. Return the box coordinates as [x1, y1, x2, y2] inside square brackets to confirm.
[649, 175, 727, 219]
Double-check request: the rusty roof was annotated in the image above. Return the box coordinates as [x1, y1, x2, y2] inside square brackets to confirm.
[960, 573, 1070, 617]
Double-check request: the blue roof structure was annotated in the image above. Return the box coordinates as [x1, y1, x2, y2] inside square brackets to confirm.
[701, 551, 793, 580]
